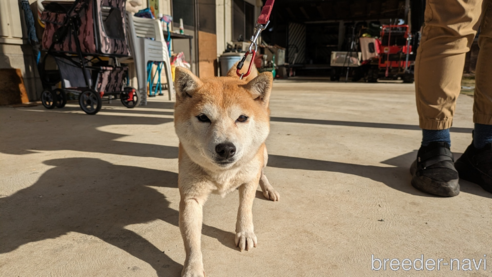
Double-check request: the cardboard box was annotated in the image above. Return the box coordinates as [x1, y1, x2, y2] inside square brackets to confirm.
[330, 51, 362, 67]
[0, 69, 30, 106]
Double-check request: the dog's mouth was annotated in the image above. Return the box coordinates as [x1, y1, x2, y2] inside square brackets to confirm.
[215, 159, 235, 166]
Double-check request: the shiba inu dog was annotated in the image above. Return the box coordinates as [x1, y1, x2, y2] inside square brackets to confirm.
[174, 64, 279, 276]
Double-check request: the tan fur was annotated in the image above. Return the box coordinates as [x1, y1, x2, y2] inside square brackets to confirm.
[174, 62, 279, 277]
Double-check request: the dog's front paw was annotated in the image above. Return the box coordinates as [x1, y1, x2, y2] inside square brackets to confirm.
[262, 186, 280, 201]
[182, 267, 205, 277]
[182, 261, 205, 277]
[260, 174, 280, 201]
[235, 231, 257, 251]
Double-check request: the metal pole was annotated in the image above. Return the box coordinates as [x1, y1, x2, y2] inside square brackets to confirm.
[194, 0, 200, 76]
[345, 24, 355, 82]
[404, 34, 412, 71]
[404, 0, 410, 24]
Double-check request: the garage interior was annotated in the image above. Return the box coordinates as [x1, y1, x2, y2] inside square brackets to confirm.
[260, 0, 422, 78]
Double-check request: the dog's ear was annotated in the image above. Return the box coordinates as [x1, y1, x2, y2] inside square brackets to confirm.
[242, 72, 273, 106]
[226, 61, 258, 82]
[175, 66, 203, 101]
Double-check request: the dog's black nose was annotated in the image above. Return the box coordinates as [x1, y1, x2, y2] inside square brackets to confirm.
[215, 142, 236, 159]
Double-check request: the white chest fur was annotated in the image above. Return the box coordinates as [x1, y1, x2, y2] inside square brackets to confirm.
[209, 158, 261, 197]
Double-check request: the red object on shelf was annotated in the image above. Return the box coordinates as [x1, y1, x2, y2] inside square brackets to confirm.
[376, 25, 413, 70]
[254, 54, 263, 68]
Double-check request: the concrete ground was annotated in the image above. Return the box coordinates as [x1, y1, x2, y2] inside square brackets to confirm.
[1, 81, 491, 277]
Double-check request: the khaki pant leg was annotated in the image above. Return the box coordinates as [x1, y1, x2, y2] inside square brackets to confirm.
[474, 0, 492, 124]
[415, 0, 483, 130]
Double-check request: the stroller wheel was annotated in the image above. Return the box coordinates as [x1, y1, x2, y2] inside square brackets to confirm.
[41, 89, 56, 109]
[120, 87, 139, 108]
[79, 90, 102, 115]
[54, 89, 67, 108]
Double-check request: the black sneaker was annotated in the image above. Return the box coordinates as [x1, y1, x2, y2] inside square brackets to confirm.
[455, 142, 492, 193]
[410, 142, 460, 197]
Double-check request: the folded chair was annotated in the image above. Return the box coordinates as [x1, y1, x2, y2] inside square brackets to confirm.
[125, 12, 174, 105]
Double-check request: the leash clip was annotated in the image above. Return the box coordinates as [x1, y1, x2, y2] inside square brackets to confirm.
[237, 22, 269, 79]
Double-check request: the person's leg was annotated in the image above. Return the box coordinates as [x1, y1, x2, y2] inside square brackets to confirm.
[455, 0, 492, 193]
[411, 0, 483, 197]
[474, 0, 492, 147]
[421, 129, 451, 146]
[416, 0, 482, 131]
[474, 124, 492, 148]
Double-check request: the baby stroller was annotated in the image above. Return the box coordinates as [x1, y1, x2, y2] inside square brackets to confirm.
[39, 0, 137, 115]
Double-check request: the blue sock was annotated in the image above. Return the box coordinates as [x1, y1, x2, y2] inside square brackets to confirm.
[474, 123, 492, 149]
[421, 129, 451, 147]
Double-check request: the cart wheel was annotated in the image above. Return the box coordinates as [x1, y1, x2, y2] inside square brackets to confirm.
[41, 89, 56, 109]
[367, 66, 379, 83]
[330, 68, 340, 81]
[54, 89, 67, 108]
[120, 87, 139, 108]
[403, 72, 414, 83]
[79, 90, 102, 115]
[352, 67, 364, 82]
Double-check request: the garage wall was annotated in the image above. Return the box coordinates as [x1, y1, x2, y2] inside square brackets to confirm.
[0, 0, 25, 45]
[216, 0, 232, 56]
[288, 23, 305, 64]
[0, 0, 42, 102]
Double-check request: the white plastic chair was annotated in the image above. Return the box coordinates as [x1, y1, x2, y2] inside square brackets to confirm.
[125, 12, 174, 105]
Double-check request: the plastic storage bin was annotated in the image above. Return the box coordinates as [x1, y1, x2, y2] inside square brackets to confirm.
[219, 52, 244, 76]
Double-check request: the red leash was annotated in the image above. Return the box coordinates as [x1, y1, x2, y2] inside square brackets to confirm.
[237, 0, 275, 79]
[258, 0, 275, 25]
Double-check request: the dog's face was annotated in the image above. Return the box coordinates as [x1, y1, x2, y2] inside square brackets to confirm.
[174, 67, 272, 171]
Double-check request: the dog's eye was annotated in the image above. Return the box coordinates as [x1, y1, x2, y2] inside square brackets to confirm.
[236, 115, 249, 123]
[196, 114, 211, 123]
